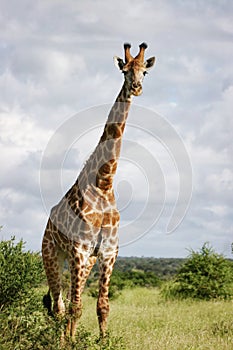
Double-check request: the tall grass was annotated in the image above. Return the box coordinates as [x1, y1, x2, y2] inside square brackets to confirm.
[1, 287, 232, 349]
[80, 288, 233, 350]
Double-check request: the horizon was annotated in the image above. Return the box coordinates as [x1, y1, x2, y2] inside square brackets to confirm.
[0, 0, 232, 258]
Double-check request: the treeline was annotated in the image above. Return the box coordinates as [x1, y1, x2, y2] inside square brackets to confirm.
[84, 256, 186, 299]
[89, 256, 185, 280]
[115, 256, 185, 279]
[84, 254, 233, 299]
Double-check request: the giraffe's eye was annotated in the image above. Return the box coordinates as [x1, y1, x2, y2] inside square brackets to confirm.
[143, 71, 148, 76]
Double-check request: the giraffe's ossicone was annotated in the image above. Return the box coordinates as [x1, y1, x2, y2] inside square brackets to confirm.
[42, 42, 155, 340]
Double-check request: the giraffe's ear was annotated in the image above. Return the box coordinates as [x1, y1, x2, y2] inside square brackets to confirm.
[145, 57, 156, 70]
[114, 56, 125, 71]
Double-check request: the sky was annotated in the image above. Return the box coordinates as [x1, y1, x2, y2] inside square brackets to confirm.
[0, 0, 233, 258]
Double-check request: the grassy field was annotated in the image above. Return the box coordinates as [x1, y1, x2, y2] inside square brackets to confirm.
[1, 287, 233, 349]
[2, 240, 232, 349]
[80, 288, 233, 350]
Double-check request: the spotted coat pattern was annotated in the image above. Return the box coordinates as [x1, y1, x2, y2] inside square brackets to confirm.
[42, 42, 155, 340]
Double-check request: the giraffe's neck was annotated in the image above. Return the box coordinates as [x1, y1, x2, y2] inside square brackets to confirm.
[78, 83, 132, 192]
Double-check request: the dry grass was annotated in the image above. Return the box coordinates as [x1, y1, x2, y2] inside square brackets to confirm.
[81, 288, 233, 350]
[1, 287, 232, 349]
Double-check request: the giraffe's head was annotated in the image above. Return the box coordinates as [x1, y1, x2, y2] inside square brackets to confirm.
[114, 42, 155, 96]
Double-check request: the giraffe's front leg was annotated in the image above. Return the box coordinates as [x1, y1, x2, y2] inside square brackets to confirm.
[97, 251, 118, 337]
[66, 252, 86, 340]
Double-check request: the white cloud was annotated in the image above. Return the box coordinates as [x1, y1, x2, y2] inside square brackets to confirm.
[208, 168, 233, 193]
[204, 205, 230, 218]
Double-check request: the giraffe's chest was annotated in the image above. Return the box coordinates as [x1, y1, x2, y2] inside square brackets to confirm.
[50, 184, 119, 252]
[80, 190, 118, 227]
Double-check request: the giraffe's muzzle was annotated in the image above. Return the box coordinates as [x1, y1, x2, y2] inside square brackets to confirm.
[131, 81, 142, 96]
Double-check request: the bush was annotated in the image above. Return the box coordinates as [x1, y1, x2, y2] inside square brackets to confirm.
[0, 237, 125, 349]
[88, 269, 160, 299]
[0, 290, 126, 350]
[161, 243, 233, 300]
[0, 237, 45, 308]
[113, 269, 160, 288]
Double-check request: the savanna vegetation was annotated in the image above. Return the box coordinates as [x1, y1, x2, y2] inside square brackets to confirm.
[0, 237, 232, 349]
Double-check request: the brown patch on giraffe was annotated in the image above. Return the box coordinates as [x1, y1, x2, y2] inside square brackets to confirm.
[102, 212, 112, 226]
[75, 256, 80, 265]
[111, 212, 120, 226]
[101, 286, 108, 295]
[111, 227, 118, 237]
[43, 247, 49, 256]
[61, 243, 66, 251]
[82, 212, 102, 228]
[102, 277, 108, 285]
[102, 265, 108, 273]
[100, 163, 111, 174]
[97, 178, 113, 191]
[110, 238, 117, 246]
[82, 243, 89, 251]
[109, 257, 115, 266]
[70, 260, 76, 269]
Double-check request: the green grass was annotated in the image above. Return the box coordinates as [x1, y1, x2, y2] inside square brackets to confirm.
[81, 288, 233, 350]
[1, 287, 232, 349]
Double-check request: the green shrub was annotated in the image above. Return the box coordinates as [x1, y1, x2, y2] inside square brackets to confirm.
[0, 237, 125, 349]
[88, 269, 160, 299]
[0, 290, 126, 350]
[0, 237, 45, 308]
[161, 243, 233, 300]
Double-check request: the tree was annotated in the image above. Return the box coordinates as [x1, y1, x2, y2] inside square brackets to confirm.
[0, 237, 45, 308]
[162, 243, 233, 300]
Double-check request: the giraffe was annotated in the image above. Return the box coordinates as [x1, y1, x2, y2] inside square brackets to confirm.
[42, 42, 155, 340]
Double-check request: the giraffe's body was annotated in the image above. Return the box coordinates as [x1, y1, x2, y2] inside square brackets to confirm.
[42, 43, 155, 340]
